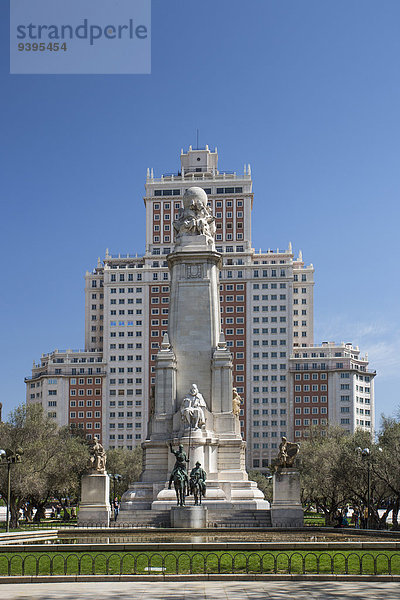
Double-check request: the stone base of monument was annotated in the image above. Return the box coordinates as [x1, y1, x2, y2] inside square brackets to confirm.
[78, 472, 111, 526]
[119, 478, 269, 524]
[151, 479, 269, 511]
[171, 506, 208, 528]
[270, 468, 304, 528]
[120, 482, 160, 511]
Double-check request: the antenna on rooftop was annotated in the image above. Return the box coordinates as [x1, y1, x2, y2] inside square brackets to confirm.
[196, 128, 199, 149]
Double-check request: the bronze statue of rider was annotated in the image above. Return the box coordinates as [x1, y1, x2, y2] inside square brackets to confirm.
[168, 443, 189, 490]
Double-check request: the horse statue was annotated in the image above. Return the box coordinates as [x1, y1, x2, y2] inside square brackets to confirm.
[168, 443, 189, 506]
[172, 469, 188, 506]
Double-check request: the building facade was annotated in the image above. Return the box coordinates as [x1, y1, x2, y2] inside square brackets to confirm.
[25, 349, 106, 443]
[25, 146, 375, 470]
[289, 342, 376, 440]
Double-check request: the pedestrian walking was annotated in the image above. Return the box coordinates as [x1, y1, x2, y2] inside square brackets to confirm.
[113, 498, 119, 521]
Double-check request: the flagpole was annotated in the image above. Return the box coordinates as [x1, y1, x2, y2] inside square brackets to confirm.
[187, 420, 192, 468]
[186, 420, 192, 498]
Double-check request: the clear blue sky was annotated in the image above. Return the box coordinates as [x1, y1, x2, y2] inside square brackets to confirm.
[1, 1, 399, 426]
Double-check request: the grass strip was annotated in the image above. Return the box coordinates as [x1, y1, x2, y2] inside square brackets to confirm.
[0, 550, 400, 576]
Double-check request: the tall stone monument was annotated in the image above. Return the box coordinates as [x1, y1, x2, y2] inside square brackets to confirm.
[120, 187, 267, 517]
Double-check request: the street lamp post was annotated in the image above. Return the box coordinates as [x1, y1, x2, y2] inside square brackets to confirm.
[0, 448, 23, 533]
[356, 446, 382, 530]
[356, 447, 371, 528]
[363, 449, 371, 529]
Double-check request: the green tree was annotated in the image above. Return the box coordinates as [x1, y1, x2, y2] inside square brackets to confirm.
[374, 416, 400, 529]
[106, 446, 142, 500]
[338, 429, 389, 529]
[299, 424, 399, 529]
[248, 470, 272, 502]
[299, 427, 351, 525]
[0, 403, 89, 527]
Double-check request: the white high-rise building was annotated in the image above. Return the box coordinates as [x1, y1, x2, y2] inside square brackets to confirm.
[25, 145, 375, 472]
[289, 342, 376, 441]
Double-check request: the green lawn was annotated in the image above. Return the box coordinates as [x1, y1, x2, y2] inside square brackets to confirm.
[0, 520, 76, 533]
[303, 512, 326, 526]
[0, 550, 399, 576]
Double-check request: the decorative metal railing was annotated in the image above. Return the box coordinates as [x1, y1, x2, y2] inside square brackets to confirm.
[0, 550, 399, 576]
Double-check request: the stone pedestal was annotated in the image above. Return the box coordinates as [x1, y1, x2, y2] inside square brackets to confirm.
[271, 469, 303, 528]
[78, 472, 111, 526]
[171, 506, 208, 528]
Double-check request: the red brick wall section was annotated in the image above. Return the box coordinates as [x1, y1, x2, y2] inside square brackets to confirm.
[68, 376, 103, 441]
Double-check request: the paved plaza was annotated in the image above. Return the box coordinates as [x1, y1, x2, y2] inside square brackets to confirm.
[1, 581, 400, 600]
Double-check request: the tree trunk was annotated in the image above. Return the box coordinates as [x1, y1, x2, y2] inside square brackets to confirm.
[325, 509, 336, 526]
[33, 504, 46, 522]
[377, 506, 391, 530]
[392, 500, 400, 530]
[9, 501, 20, 529]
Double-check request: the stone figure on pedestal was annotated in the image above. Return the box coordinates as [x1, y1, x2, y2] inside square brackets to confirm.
[88, 436, 107, 473]
[271, 437, 303, 527]
[275, 436, 300, 469]
[173, 187, 216, 243]
[180, 384, 206, 430]
[79, 436, 110, 526]
[232, 387, 241, 417]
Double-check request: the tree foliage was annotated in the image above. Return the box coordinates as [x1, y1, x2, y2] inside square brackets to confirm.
[299, 418, 400, 528]
[299, 427, 351, 525]
[0, 404, 89, 527]
[106, 446, 142, 499]
[248, 470, 272, 502]
[374, 417, 400, 528]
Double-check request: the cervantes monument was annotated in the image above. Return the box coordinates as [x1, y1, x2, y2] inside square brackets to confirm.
[120, 187, 268, 518]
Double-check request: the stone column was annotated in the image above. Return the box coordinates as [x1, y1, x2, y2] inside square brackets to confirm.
[167, 243, 222, 410]
[271, 469, 304, 527]
[148, 334, 177, 439]
[78, 472, 111, 526]
[211, 333, 233, 415]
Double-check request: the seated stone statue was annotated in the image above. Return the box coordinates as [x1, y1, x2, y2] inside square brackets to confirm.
[180, 384, 206, 430]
